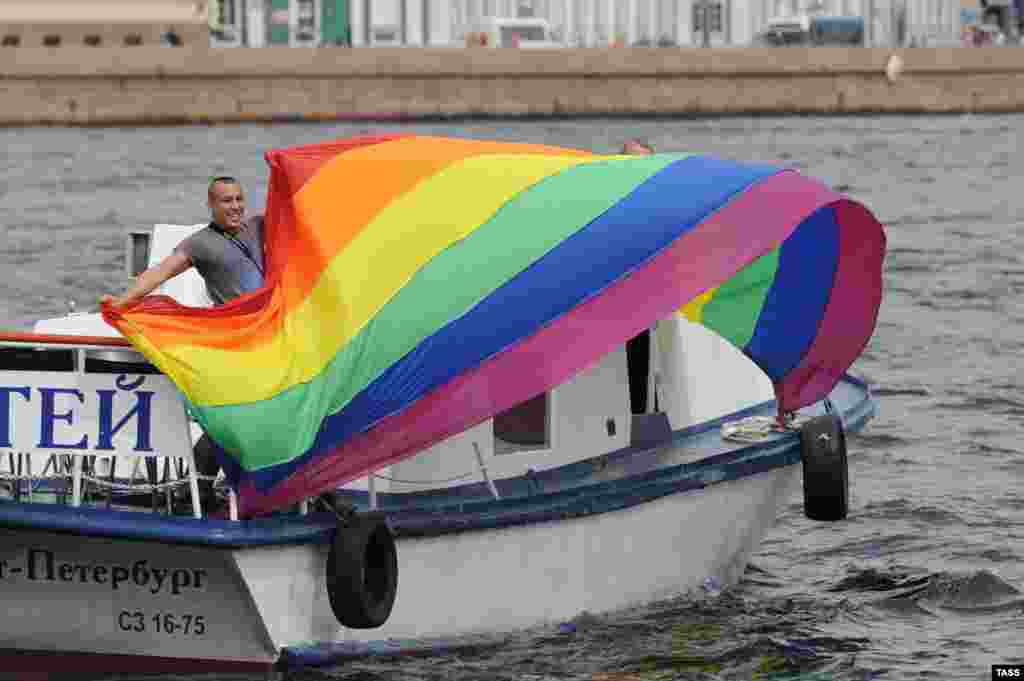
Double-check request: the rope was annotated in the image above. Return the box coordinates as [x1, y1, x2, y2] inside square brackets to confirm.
[3, 452, 485, 496]
[1, 466, 473, 491]
[78, 473, 188, 494]
[721, 414, 811, 444]
[0, 470, 218, 483]
[0, 462, 220, 495]
[370, 470, 478, 485]
[0, 472, 41, 482]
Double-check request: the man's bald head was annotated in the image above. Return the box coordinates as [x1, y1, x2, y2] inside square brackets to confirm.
[207, 176, 245, 233]
[621, 138, 654, 155]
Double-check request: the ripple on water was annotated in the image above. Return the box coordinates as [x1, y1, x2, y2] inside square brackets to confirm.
[873, 387, 931, 397]
[851, 432, 913, 448]
[855, 499, 962, 525]
[963, 442, 1021, 457]
[996, 457, 1024, 472]
[886, 211, 996, 227]
[914, 571, 1023, 613]
[949, 547, 1020, 564]
[933, 395, 1024, 415]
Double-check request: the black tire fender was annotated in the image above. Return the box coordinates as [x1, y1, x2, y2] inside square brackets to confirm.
[799, 413, 849, 522]
[325, 511, 398, 629]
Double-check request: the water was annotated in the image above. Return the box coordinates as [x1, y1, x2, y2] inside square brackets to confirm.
[2, 115, 1023, 680]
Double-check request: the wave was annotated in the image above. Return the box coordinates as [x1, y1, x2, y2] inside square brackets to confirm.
[834, 568, 1023, 614]
[873, 387, 930, 397]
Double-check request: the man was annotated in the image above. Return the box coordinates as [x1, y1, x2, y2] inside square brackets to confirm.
[620, 139, 655, 414]
[103, 176, 264, 309]
[621, 138, 654, 155]
[103, 176, 265, 513]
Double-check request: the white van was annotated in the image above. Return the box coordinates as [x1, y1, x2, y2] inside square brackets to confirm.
[756, 14, 865, 46]
[468, 16, 561, 48]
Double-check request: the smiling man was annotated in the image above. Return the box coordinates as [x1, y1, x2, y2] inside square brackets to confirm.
[101, 176, 266, 514]
[102, 176, 265, 309]
[621, 138, 654, 155]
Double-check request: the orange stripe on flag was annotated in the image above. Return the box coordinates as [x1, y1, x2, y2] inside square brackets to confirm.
[121, 137, 589, 351]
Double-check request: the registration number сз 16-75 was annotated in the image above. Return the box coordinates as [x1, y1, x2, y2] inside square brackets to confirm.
[117, 610, 207, 636]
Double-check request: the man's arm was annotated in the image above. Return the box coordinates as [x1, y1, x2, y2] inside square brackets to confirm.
[101, 251, 192, 309]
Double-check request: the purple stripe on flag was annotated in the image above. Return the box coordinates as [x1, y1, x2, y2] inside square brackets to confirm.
[775, 200, 886, 412]
[238, 171, 844, 516]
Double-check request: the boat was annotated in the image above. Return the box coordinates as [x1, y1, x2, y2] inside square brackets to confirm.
[0, 135, 886, 675]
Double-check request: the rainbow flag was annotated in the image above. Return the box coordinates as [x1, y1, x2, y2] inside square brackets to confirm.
[103, 135, 885, 516]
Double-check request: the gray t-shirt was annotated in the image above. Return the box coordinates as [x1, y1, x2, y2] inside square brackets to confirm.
[174, 215, 265, 305]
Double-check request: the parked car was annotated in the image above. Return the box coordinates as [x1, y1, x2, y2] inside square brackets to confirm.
[465, 16, 562, 48]
[756, 14, 865, 46]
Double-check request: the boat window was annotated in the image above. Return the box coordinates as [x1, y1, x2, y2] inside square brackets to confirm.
[83, 350, 160, 375]
[0, 347, 76, 372]
[128, 231, 152, 277]
[626, 329, 651, 414]
[493, 393, 549, 453]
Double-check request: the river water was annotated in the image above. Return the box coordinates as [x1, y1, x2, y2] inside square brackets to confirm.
[1, 115, 1022, 680]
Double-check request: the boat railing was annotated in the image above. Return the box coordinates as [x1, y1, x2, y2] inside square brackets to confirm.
[2, 331, 504, 517]
[0, 331, 240, 519]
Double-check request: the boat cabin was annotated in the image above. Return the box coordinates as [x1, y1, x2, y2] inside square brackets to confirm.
[0, 224, 775, 515]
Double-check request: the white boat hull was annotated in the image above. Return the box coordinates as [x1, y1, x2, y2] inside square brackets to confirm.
[341, 463, 799, 641]
[0, 372, 875, 672]
[0, 528, 277, 673]
[0, 462, 798, 670]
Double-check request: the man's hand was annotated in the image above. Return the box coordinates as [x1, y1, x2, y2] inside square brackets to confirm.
[100, 252, 192, 311]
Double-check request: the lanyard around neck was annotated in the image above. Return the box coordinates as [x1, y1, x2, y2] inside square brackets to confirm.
[211, 222, 264, 276]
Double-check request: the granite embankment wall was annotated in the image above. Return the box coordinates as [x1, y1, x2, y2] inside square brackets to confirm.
[2, 47, 1023, 125]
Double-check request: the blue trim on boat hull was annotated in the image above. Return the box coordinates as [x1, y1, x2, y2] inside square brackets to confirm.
[0, 374, 875, 548]
[378, 382, 874, 538]
[277, 637, 504, 668]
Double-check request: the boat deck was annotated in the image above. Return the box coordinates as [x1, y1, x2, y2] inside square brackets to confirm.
[344, 374, 874, 535]
[0, 375, 874, 547]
